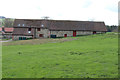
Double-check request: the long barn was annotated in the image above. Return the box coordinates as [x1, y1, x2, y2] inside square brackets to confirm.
[12, 19, 107, 40]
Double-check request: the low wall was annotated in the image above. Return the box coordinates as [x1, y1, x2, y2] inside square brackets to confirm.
[0, 33, 13, 39]
[13, 35, 33, 40]
[2, 34, 13, 39]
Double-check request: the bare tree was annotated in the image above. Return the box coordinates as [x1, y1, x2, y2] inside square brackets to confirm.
[2, 18, 14, 27]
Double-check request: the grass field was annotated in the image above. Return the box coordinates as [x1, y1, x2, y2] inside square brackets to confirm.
[2, 32, 118, 78]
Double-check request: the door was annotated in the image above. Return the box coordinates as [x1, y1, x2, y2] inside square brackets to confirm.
[93, 31, 96, 34]
[64, 34, 67, 37]
[73, 31, 76, 37]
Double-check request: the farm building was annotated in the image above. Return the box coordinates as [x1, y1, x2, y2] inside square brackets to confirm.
[12, 19, 107, 40]
[0, 26, 14, 39]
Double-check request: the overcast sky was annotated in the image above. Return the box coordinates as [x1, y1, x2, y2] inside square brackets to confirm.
[0, 0, 119, 25]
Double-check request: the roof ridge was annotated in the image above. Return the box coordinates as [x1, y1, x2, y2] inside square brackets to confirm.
[15, 19, 104, 23]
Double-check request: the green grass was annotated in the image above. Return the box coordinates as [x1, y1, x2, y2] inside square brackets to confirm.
[2, 32, 118, 78]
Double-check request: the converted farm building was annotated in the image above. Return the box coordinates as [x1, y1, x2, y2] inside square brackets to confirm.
[12, 19, 107, 40]
[0, 27, 14, 39]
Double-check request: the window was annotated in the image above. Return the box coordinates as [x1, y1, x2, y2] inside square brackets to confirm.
[22, 24, 25, 26]
[41, 24, 44, 27]
[28, 28, 31, 31]
[18, 24, 20, 26]
[28, 28, 31, 34]
[39, 34, 43, 37]
[37, 28, 40, 31]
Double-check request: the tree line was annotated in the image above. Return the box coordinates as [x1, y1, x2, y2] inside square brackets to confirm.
[0, 18, 118, 32]
[0, 18, 15, 27]
[106, 25, 118, 32]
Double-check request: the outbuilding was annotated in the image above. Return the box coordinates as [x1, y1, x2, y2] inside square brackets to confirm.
[12, 19, 107, 40]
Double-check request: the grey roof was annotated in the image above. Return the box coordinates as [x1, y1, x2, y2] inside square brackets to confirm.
[13, 19, 107, 35]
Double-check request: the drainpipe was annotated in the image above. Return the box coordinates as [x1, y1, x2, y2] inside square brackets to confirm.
[34, 27, 36, 39]
[12, 34, 14, 40]
[49, 30, 51, 38]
